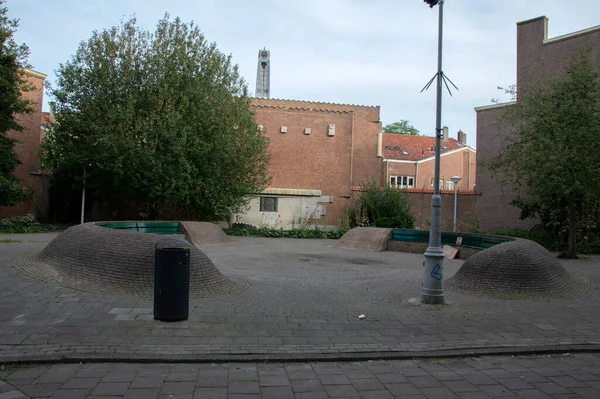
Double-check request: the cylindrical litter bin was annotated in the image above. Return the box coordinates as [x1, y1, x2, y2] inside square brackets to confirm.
[154, 237, 190, 321]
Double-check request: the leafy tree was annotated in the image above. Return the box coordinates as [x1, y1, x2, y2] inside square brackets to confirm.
[347, 179, 415, 229]
[43, 15, 271, 221]
[382, 120, 419, 135]
[489, 55, 600, 258]
[0, 0, 33, 207]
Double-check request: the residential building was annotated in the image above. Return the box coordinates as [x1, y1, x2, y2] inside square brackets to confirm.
[380, 129, 475, 193]
[475, 16, 600, 232]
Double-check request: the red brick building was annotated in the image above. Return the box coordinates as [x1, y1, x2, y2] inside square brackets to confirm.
[381, 130, 475, 192]
[237, 98, 477, 230]
[0, 69, 49, 219]
[476, 17, 600, 232]
[234, 98, 383, 228]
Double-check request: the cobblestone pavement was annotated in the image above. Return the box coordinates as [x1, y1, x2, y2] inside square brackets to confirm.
[2, 353, 600, 398]
[1, 234, 600, 363]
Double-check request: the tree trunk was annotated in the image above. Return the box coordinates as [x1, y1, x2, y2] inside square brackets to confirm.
[565, 202, 578, 259]
[149, 204, 158, 221]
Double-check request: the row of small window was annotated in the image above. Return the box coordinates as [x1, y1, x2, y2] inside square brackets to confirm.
[389, 176, 455, 190]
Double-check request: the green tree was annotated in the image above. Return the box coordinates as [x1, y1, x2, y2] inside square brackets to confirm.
[0, 0, 33, 207]
[382, 120, 419, 135]
[489, 55, 600, 258]
[43, 15, 271, 221]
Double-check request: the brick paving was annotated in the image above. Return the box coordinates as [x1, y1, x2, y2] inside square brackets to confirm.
[1, 353, 600, 398]
[1, 232, 600, 397]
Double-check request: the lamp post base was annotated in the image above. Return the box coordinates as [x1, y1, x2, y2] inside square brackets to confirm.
[422, 247, 445, 304]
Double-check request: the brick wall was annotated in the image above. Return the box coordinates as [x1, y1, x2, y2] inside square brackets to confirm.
[0, 69, 49, 219]
[406, 190, 478, 232]
[250, 99, 382, 226]
[475, 17, 600, 233]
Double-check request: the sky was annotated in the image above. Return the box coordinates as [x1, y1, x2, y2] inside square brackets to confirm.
[7, 0, 600, 147]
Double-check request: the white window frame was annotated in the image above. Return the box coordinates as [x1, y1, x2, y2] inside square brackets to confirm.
[390, 175, 415, 189]
[446, 180, 454, 190]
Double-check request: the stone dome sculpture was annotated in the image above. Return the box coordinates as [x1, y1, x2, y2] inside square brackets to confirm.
[446, 239, 593, 299]
[14, 223, 246, 299]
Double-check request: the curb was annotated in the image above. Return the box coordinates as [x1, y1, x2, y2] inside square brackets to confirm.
[2, 344, 600, 365]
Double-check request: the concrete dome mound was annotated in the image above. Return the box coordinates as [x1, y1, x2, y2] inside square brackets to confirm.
[14, 223, 247, 299]
[446, 239, 593, 300]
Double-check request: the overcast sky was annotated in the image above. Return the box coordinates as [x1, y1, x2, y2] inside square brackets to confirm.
[8, 0, 600, 147]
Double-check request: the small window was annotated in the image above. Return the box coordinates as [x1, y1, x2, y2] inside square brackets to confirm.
[390, 176, 397, 187]
[385, 146, 392, 150]
[446, 181, 454, 190]
[394, 146, 400, 150]
[260, 197, 278, 212]
[402, 150, 409, 155]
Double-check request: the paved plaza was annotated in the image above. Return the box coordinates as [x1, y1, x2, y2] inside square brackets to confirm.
[1, 232, 600, 397]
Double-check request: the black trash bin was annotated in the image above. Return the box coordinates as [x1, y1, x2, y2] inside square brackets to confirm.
[154, 237, 190, 321]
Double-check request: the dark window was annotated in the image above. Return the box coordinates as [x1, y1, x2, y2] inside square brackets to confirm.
[260, 197, 278, 212]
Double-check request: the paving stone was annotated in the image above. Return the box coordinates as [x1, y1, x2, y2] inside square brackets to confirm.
[323, 384, 361, 397]
[60, 377, 101, 389]
[359, 390, 395, 399]
[49, 389, 91, 399]
[160, 381, 195, 395]
[320, 374, 352, 385]
[228, 381, 260, 394]
[90, 382, 130, 396]
[124, 388, 161, 399]
[259, 386, 294, 399]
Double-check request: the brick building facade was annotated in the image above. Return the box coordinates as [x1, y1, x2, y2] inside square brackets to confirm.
[0, 69, 50, 219]
[475, 17, 600, 233]
[381, 131, 475, 192]
[237, 98, 477, 230]
[232, 98, 383, 228]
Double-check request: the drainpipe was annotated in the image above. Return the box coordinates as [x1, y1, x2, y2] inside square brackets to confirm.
[385, 159, 389, 186]
[350, 112, 355, 190]
[415, 161, 419, 188]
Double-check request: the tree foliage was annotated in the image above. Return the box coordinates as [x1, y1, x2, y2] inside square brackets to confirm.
[0, 0, 33, 207]
[489, 55, 600, 258]
[43, 15, 271, 221]
[383, 120, 419, 135]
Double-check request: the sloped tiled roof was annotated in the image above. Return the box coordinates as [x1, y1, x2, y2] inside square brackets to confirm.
[250, 98, 379, 114]
[382, 134, 465, 161]
[351, 186, 478, 195]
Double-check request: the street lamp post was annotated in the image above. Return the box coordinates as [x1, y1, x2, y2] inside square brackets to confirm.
[451, 176, 462, 232]
[421, 0, 447, 305]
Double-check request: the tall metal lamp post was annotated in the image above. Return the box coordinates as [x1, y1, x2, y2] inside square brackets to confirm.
[420, 0, 457, 305]
[451, 176, 462, 232]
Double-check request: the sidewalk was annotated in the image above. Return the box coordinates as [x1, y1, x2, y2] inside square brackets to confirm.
[1, 234, 599, 364]
[2, 353, 600, 398]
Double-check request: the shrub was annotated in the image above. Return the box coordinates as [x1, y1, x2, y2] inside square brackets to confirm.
[348, 180, 415, 229]
[0, 214, 60, 233]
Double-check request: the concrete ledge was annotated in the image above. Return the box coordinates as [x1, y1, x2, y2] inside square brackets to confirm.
[334, 227, 392, 252]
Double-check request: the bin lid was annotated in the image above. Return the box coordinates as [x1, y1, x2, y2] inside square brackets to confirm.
[155, 237, 190, 250]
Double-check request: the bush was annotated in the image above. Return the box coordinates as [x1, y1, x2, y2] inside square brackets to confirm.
[0, 214, 60, 233]
[347, 179, 415, 229]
